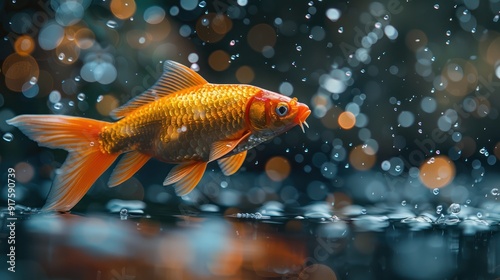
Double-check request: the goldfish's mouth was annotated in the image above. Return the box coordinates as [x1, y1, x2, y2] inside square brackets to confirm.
[297, 106, 311, 133]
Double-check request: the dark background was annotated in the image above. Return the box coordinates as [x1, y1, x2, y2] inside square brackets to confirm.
[0, 0, 499, 214]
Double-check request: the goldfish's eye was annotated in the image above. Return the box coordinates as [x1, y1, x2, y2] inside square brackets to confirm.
[276, 103, 288, 117]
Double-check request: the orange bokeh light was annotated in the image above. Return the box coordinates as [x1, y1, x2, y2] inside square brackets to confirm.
[208, 50, 230, 71]
[247, 23, 276, 52]
[349, 145, 376, 171]
[14, 35, 35, 56]
[196, 13, 232, 43]
[110, 0, 136, 19]
[96, 95, 119, 116]
[265, 156, 291, 182]
[2, 53, 39, 92]
[419, 156, 455, 189]
[338, 111, 356, 129]
[235, 66, 254, 83]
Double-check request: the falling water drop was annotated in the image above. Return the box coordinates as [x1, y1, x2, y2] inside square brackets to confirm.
[3, 133, 14, 142]
[120, 208, 128, 220]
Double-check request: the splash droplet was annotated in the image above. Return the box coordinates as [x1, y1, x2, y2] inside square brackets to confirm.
[77, 93, 86, 101]
[447, 203, 461, 214]
[3, 133, 14, 142]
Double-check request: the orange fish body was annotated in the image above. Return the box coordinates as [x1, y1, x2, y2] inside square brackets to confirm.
[7, 61, 310, 212]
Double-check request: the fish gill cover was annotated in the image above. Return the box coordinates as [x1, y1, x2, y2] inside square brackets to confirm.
[0, 0, 499, 279]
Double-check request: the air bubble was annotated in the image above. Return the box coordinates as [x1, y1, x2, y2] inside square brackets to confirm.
[492, 188, 499, 196]
[3, 133, 14, 142]
[432, 188, 439, 195]
[447, 203, 461, 214]
[120, 208, 128, 220]
[53, 102, 63, 110]
[77, 93, 86, 101]
[106, 20, 118, 28]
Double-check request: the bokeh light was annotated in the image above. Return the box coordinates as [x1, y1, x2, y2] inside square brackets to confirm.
[96, 95, 119, 116]
[235, 66, 254, 83]
[208, 50, 230, 71]
[338, 111, 356, 129]
[265, 156, 291, 182]
[247, 23, 277, 52]
[349, 145, 376, 171]
[14, 35, 35, 56]
[419, 156, 456, 189]
[2, 53, 39, 92]
[110, 0, 136, 19]
[196, 13, 232, 43]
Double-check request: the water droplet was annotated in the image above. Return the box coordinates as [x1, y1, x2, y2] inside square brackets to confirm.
[201, 18, 209, 26]
[476, 212, 483, 218]
[58, 53, 65, 60]
[74, 76, 81, 82]
[401, 200, 407, 206]
[120, 208, 128, 220]
[229, 40, 236, 46]
[433, 4, 440, 9]
[432, 188, 440, 195]
[296, 45, 302, 51]
[445, 39, 450, 45]
[198, 1, 206, 8]
[3, 133, 14, 142]
[361, 208, 367, 214]
[436, 205, 443, 214]
[491, 188, 499, 196]
[494, 15, 500, 22]
[106, 20, 118, 29]
[447, 203, 461, 214]
[29, 76, 38, 85]
[77, 93, 86, 101]
[338, 27, 344, 33]
[446, 30, 451, 36]
[53, 102, 63, 110]
[97, 95, 104, 102]
[305, 14, 311, 19]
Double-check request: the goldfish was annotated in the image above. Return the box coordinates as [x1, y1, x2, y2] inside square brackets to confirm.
[7, 60, 310, 212]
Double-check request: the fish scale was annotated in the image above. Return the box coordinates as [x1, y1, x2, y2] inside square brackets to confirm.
[100, 84, 260, 162]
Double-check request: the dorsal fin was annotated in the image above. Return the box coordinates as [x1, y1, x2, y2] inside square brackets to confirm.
[110, 60, 208, 120]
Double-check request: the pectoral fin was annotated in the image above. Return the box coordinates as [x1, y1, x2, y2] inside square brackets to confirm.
[218, 151, 247, 176]
[108, 151, 151, 187]
[209, 131, 251, 162]
[163, 161, 208, 196]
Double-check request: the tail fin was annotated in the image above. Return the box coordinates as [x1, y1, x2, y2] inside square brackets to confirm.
[7, 115, 119, 212]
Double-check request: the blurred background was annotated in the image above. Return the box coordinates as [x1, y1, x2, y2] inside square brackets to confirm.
[0, 0, 499, 279]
